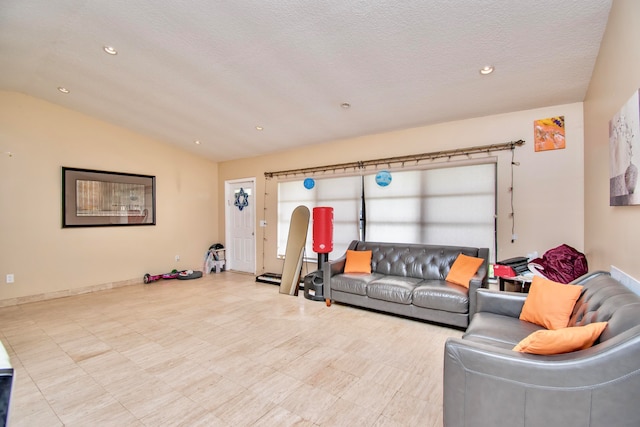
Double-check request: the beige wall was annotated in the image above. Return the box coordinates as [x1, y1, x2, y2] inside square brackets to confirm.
[0, 92, 219, 302]
[220, 103, 585, 274]
[2, 46, 605, 303]
[584, 0, 640, 278]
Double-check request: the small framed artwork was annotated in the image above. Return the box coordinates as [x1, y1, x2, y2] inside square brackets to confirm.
[62, 167, 156, 227]
[609, 89, 640, 206]
[534, 116, 565, 152]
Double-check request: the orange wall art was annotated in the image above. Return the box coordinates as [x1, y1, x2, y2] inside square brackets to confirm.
[534, 116, 565, 152]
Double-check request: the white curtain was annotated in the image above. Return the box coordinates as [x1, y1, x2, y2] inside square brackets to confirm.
[364, 163, 496, 251]
[278, 175, 361, 260]
[277, 160, 496, 260]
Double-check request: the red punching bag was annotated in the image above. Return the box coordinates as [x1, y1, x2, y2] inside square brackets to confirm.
[313, 207, 333, 254]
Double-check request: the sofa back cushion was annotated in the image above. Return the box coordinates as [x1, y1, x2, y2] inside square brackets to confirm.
[568, 272, 640, 342]
[352, 241, 481, 281]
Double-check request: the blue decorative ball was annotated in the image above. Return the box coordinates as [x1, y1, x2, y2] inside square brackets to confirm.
[303, 178, 315, 189]
[375, 170, 392, 187]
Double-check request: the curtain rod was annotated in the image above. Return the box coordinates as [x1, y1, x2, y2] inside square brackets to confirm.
[264, 139, 525, 179]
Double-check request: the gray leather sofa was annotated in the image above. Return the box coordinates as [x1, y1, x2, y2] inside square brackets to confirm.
[444, 271, 640, 427]
[323, 240, 489, 328]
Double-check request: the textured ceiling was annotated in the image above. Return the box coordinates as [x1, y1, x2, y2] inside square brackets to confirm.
[0, 1, 612, 162]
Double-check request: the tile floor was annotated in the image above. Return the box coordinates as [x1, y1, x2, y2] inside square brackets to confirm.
[0, 272, 462, 426]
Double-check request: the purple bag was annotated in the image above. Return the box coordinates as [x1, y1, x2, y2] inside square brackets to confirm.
[528, 244, 588, 284]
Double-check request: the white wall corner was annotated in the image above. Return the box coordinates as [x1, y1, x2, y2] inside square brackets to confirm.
[611, 265, 640, 296]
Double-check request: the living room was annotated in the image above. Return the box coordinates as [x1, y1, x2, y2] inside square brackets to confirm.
[0, 1, 639, 425]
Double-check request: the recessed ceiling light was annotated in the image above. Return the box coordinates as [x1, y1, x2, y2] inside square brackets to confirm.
[194, 140, 201, 145]
[479, 65, 494, 75]
[341, 102, 351, 109]
[103, 45, 118, 55]
[57, 87, 70, 94]
[255, 126, 264, 131]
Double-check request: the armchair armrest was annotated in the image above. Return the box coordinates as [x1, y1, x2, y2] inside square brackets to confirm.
[444, 329, 640, 427]
[475, 288, 527, 318]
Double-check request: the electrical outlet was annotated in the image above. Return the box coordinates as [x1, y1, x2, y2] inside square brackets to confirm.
[6, 274, 14, 284]
[511, 234, 518, 241]
[175, 255, 180, 262]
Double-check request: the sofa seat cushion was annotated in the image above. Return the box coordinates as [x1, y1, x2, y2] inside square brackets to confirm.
[412, 280, 469, 314]
[366, 276, 423, 304]
[331, 273, 384, 296]
[464, 312, 544, 347]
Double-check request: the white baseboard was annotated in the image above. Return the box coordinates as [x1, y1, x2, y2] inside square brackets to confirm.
[611, 265, 640, 296]
[0, 277, 142, 307]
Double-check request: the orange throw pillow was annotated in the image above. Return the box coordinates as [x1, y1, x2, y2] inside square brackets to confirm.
[344, 250, 372, 274]
[445, 254, 484, 288]
[513, 322, 607, 355]
[519, 276, 583, 330]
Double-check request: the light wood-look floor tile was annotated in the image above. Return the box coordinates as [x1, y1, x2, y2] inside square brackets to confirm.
[0, 272, 462, 426]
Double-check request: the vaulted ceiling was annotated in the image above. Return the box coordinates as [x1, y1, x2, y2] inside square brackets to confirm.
[0, 1, 612, 161]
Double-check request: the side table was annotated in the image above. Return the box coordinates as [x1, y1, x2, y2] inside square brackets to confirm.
[499, 276, 532, 293]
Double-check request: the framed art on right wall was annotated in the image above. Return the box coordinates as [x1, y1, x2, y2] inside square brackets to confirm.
[609, 89, 640, 206]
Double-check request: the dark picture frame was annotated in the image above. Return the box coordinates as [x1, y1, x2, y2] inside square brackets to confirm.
[62, 167, 156, 227]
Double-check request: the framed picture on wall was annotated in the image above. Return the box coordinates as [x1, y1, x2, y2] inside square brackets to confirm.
[534, 116, 565, 152]
[609, 89, 640, 206]
[62, 167, 156, 227]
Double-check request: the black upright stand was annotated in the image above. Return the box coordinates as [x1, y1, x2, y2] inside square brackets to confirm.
[303, 253, 328, 301]
[317, 253, 328, 271]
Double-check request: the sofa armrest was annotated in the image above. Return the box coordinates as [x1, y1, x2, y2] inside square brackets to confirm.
[475, 288, 527, 318]
[467, 248, 489, 320]
[467, 266, 488, 319]
[323, 240, 359, 303]
[323, 255, 346, 301]
[444, 329, 640, 426]
[571, 270, 610, 285]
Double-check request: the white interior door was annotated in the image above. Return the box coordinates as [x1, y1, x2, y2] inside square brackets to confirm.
[225, 179, 256, 273]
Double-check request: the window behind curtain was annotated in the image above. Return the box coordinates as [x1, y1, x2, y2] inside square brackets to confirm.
[277, 175, 361, 260]
[277, 160, 496, 261]
[364, 162, 496, 252]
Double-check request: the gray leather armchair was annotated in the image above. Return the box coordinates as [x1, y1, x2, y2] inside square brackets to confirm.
[443, 271, 640, 427]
